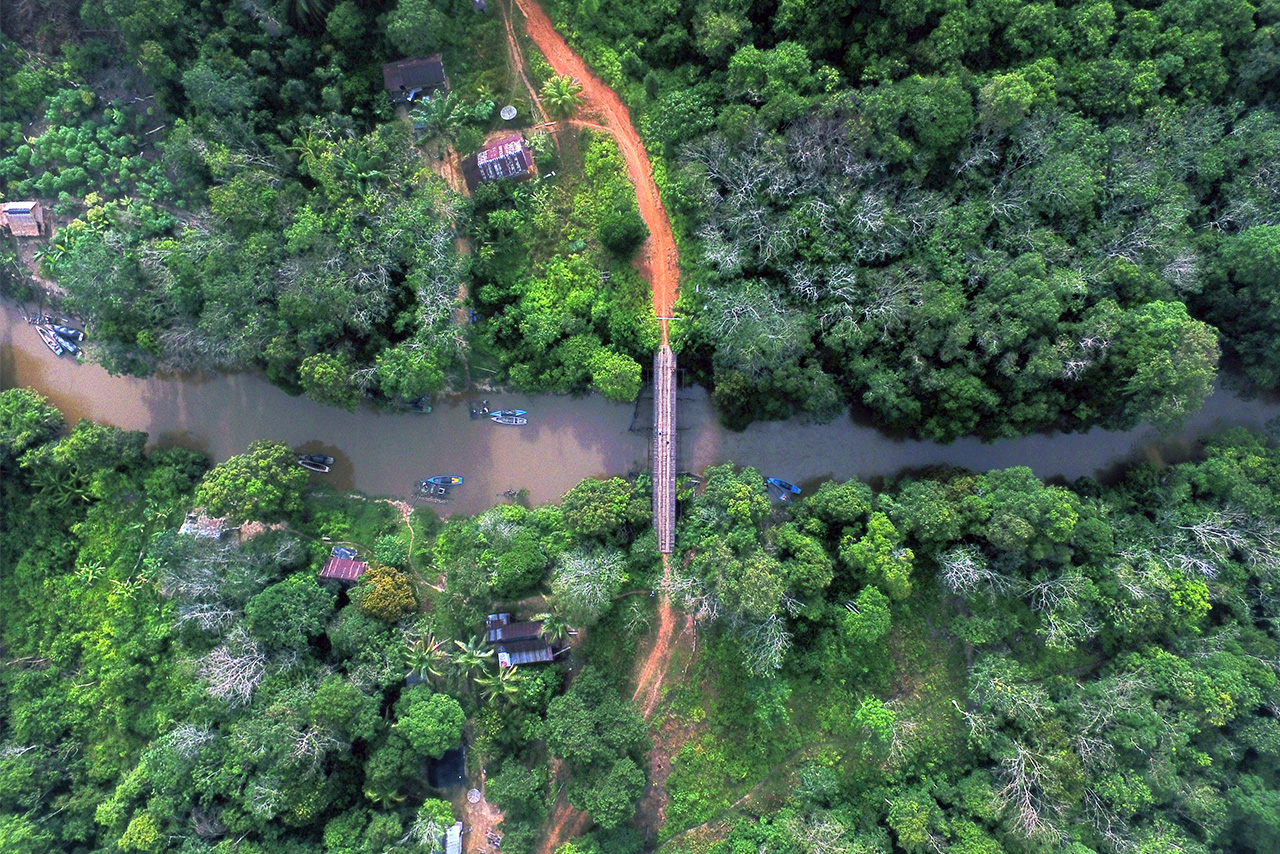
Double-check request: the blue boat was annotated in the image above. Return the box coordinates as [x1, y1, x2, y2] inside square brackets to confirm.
[426, 475, 463, 485]
[766, 477, 801, 495]
[488, 409, 528, 418]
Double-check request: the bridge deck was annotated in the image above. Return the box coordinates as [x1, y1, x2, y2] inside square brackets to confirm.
[653, 345, 676, 554]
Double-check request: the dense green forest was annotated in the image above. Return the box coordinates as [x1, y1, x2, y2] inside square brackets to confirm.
[0, 0, 654, 407]
[539, 0, 1280, 437]
[6, 388, 1280, 853]
[0, 388, 660, 853]
[7, 0, 1280, 439]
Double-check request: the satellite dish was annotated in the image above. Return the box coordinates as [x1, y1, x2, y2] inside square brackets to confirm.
[500, 105, 517, 121]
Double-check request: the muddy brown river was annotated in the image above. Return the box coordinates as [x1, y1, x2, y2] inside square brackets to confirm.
[5, 304, 1279, 515]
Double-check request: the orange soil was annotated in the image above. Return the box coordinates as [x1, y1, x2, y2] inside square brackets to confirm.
[510, 0, 679, 344]
[631, 556, 693, 720]
[500, 0, 551, 125]
[459, 768, 508, 854]
[632, 596, 698, 841]
[535, 760, 594, 854]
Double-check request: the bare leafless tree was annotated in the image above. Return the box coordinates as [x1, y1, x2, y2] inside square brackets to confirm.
[993, 740, 1066, 843]
[740, 614, 792, 676]
[201, 626, 267, 707]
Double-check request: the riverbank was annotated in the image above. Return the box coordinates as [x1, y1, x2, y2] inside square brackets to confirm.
[7, 302, 1280, 514]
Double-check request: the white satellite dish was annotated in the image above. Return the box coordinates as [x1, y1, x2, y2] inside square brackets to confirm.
[500, 105, 517, 121]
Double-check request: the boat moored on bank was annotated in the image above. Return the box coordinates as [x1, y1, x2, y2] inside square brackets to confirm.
[766, 477, 801, 495]
[298, 453, 335, 467]
[35, 325, 64, 356]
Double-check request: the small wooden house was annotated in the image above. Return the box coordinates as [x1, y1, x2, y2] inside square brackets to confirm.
[464, 134, 533, 190]
[383, 56, 447, 104]
[0, 201, 45, 237]
[485, 613, 555, 667]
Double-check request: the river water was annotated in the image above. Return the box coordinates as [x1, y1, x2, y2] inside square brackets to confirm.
[5, 303, 1280, 514]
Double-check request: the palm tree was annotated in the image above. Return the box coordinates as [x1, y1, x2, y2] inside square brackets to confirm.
[337, 145, 388, 196]
[452, 636, 495, 682]
[404, 634, 449, 681]
[474, 664, 526, 706]
[410, 91, 463, 141]
[288, 0, 334, 33]
[540, 75, 583, 120]
[533, 609, 572, 645]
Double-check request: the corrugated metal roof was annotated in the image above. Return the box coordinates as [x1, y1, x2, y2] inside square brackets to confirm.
[496, 639, 554, 666]
[319, 556, 368, 581]
[486, 620, 544, 643]
[445, 822, 463, 854]
[475, 134, 532, 182]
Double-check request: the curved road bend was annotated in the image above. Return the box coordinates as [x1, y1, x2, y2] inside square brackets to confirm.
[510, 0, 680, 340]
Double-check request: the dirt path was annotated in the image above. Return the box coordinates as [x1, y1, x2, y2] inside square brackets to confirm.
[533, 556, 693, 854]
[458, 768, 508, 854]
[629, 555, 695, 841]
[508, 0, 679, 344]
[536, 758, 594, 854]
[500, 0, 551, 126]
[631, 556, 691, 719]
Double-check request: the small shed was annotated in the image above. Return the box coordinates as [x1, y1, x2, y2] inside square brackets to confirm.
[319, 556, 369, 583]
[464, 134, 533, 189]
[383, 55, 447, 103]
[0, 201, 45, 237]
[444, 822, 463, 854]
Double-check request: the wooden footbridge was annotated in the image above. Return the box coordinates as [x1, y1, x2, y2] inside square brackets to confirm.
[652, 344, 676, 554]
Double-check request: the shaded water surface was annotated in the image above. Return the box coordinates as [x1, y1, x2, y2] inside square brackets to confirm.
[5, 304, 1280, 514]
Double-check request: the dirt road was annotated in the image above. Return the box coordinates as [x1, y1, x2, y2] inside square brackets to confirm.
[509, 0, 679, 344]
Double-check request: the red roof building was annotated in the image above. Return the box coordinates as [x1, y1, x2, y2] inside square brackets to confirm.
[319, 556, 369, 582]
[465, 135, 533, 189]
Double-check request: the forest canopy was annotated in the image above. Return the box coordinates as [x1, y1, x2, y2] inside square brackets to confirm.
[538, 0, 1280, 438]
[1, 0, 656, 408]
[6, 387, 1280, 852]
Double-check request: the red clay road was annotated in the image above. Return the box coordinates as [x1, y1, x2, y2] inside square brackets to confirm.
[511, 0, 679, 344]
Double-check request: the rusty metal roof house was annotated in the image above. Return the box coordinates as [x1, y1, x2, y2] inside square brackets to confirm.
[485, 613, 555, 667]
[383, 55, 447, 103]
[0, 201, 45, 237]
[464, 134, 533, 190]
[319, 555, 369, 583]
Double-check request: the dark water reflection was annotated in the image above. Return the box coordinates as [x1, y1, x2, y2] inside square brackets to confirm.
[5, 304, 1279, 515]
